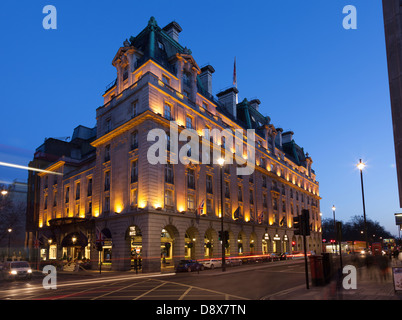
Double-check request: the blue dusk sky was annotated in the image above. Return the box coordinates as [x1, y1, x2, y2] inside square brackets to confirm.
[0, 1, 399, 236]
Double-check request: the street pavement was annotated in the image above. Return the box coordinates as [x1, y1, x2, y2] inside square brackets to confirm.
[1, 256, 401, 300]
[264, 258, 402, 300]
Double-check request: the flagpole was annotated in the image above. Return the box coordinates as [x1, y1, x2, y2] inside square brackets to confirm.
[233, 57, 238, 104]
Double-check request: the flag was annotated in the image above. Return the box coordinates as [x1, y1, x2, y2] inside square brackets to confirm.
[34, 238, 40, 249]
[233, 57, 237, 88]
[197, 199, 205, 216]
[258, 212, 264, 224]
[96, 227, 105, 245]
[234, 207, 240, 220]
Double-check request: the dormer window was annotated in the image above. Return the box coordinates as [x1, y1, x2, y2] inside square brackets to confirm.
[158, 41, 165, 51]
[123, 66, 128, 81]
[182, 72, 191, 87]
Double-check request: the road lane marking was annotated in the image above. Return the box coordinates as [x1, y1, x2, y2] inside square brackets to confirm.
[151, 278, 250, 300]
[260, 284, 306, 300]
[178, 287, 192, 300]
[91, 279, 151, 300]
[133, 282, 166, 300]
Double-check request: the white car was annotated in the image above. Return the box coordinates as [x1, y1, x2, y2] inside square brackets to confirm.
[201, 259, 222, 269]
[2, 261, 33, 280]
[226, 258, 242, 266]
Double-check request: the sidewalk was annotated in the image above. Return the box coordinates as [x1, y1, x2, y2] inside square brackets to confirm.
[265, 260, 402, 300]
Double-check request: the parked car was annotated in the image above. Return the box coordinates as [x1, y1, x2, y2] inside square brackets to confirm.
[227, 258, 242, 266]
[1, 261, 33, 280]
[201, 259, 222, 269]
[269, 253, 280, 261]
[291, 251, 305, 259]
[176, 260, 204, 272]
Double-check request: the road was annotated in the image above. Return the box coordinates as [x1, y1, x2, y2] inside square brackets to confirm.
[0, 259, 307, 300]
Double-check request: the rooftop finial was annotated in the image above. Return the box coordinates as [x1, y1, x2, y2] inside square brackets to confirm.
[148, 16, 157, 28]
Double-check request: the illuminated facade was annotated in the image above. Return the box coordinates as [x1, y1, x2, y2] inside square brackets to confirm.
[34, 17, 322, 272]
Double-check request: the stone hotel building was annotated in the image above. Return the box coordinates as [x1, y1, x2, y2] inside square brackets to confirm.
[29, 17, 322, 272]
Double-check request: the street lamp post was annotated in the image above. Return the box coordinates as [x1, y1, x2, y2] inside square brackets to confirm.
[7, 228, 12, 259]
[357, 159, 369, 249]
[218, 158, 226, 272]
[332, 205, 336, 254]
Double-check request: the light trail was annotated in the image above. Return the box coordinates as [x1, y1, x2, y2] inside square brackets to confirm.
[0, 161, 63, 176]
[0, 272, 176, 296]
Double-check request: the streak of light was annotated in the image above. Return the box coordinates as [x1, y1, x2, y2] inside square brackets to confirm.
[0, 161, 63, 176]
[0, 272, 176, 296]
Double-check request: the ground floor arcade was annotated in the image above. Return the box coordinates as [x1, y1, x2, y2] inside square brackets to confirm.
[34, 211, 322, 272]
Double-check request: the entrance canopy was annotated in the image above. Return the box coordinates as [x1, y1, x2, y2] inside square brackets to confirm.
[61, 231, 88, 247]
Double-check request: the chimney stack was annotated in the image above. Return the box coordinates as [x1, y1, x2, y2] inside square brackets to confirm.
[217, 87, 239, 119]
[275, 128, 283, 147]
[249, 99, 260, 112]
[162, 21, 182, 43]
[199, 65, 215, 96]
[282, 131, 294, 144]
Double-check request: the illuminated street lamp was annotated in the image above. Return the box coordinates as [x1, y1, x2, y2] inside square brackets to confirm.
[7, 228, 12, 258]
[332, 205, 337, 254]
[1, 190, 8, 196]
[357, 159, 368, 249]
[218, 157, 226, 272]
[357, 159, 369, 249]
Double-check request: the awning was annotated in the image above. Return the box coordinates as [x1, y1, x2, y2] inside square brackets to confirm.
[61, 232, 88, 247]
[101, 228, 112, 239]
[48, 217, 88, 227]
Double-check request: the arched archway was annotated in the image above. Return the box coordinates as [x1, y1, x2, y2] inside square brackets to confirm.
[185, 226, 200, 260]
[272, 233, 281, 253]
[204, 228, 217, 258]
[101, 228, 112, 266]
[161, 225, 179, 269]
[262, 231, 270, 255]
[283, 234, 289, 253]
[249, 232, 257, 255]
[237, 231, 247, 255]
[126, 225, 142, 270]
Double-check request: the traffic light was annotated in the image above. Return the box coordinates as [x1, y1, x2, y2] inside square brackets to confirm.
[302, 209, 310, 236]
[218, 231, 222, 241]
[293, 210, 310, 236]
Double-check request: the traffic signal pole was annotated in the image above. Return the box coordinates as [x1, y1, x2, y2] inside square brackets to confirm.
[294, 210, 310, 290]
[303, 233, 309, 290]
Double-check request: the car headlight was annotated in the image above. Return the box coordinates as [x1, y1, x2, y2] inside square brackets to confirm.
[10, 270, 17, 275]
[27, 269, 32, 273]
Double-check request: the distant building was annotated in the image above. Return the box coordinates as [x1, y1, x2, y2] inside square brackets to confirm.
[0, 180, 27, 260]
[30, 17, 321, 272]
[383, 0, 402, 206]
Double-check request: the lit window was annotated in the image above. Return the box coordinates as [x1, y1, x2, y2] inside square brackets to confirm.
[162, 74, 170, 85]
[186, 115, 193, 129]
[164, 103, 172, 120]
[187, 195, 195, 210]
[164, 189, 174, 206]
